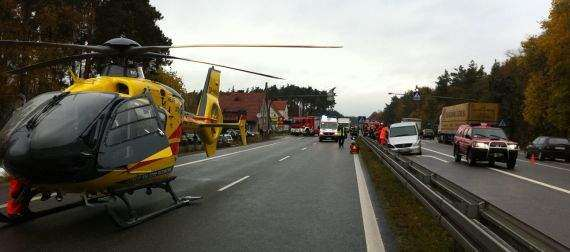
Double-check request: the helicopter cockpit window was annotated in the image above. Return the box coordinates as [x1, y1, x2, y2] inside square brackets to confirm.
[103, 65, 141, 78]
[157, 109, 167, 131]
[99, 96, 168, 169]
[107, 100, 159, 146]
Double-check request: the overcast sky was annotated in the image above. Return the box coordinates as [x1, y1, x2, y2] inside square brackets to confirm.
[150, 0, 550, 116]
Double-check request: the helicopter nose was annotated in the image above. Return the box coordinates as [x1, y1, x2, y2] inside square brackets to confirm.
[1, 128, 34, 178]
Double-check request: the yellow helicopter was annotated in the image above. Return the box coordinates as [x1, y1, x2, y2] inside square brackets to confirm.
[0, 37, 340, 227]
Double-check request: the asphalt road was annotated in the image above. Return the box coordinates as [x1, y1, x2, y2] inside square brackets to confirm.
[409, 139, 570, 247]
[0, 137, 383, 251]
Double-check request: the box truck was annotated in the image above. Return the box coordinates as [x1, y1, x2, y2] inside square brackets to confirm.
[437, 103, 499, 143]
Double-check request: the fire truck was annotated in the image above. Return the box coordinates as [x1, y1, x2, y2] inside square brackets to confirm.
[290, 116, 319, 136]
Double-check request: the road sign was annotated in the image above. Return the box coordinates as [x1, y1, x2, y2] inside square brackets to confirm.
[413, 91, 421, 101]
[499, 119, 506, 127]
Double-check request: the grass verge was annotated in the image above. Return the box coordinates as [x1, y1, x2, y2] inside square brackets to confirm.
[358, 139, 456, 251]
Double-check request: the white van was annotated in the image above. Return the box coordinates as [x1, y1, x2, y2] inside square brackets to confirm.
[319, 117, 339, 142]
[388, 122, 422, 155]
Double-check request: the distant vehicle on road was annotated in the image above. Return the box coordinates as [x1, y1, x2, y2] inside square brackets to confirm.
[526, 137, 570, 162]
[387, 122, 422, 155]
[453, 123, 518, 169]
[319, 116, 339, 142]
[338, 117, 350, 130]
[437, 102, 499, 144]
[290, 116, 319, 136]
[422, 129, 435, 139]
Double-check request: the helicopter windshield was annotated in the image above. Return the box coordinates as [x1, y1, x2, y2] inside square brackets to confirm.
[29, 93, 118, 150]
[0, 92, 62, 155]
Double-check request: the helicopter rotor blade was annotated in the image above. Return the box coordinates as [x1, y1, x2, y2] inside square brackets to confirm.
[0, 40, 113, 53]
[140, 52, 284, 80]
[8, 53, 105, 74]
[127, 44, 342, 54]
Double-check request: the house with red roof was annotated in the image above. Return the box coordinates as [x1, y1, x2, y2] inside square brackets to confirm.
[219, 92, 269, 132]
[270, 100, 289, 131]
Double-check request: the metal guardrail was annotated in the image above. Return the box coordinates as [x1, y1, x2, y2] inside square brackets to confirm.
[359, 136, 569, 252]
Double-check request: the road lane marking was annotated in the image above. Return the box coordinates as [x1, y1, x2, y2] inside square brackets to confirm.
[489, 168, 570, 195]
[421, 147, 454, 158]
[424, 143, 570, 172]
[301, 147, 307, 150]
[278, 155, 291, 162]
[517, 159, 570, 172]
[420, 155, 449, 163]
[218, 176, 250, 192]
[421, 147, 570, 195]
[174, 140, 289, 168]
[354, 155, 385, 252]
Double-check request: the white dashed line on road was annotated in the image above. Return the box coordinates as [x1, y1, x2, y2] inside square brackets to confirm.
[278, 155, 291, 162]
[301, 147, 307, 150]
[420, 155, 449, 163]
[218, 176, 250, 192]
[175, 139, 289, 168]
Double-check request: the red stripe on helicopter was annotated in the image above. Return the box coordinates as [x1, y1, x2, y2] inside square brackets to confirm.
[169, 124, 182, 155]
[127, 159, 159, 171]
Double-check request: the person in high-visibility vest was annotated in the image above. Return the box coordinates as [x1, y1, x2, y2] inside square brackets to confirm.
[376, 123, 384, 144]
[379, 124, 389, 145]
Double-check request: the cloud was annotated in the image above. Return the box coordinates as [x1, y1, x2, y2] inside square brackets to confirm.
[150, 0, 549, 116]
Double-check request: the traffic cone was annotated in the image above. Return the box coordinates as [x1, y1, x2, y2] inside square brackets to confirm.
[530, 153, 537, 165]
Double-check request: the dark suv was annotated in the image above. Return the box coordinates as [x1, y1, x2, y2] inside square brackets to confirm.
[526, 136, 570, 162]
[453, 124, 518, 169]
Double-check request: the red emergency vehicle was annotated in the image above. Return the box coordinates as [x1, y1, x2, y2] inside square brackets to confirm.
[290, 116, 319, 136]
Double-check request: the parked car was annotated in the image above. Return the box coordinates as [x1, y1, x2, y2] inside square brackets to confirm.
[526, 136, 570, 162]
[225, 129, 240, 139]
[387, 122, 422, 155]
[453, 123, 518, 169]
[422, 129, 435, 140]
[218, 134, 233, 144]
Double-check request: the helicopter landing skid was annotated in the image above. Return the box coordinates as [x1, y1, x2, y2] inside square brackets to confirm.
[105, 181, 202, 228]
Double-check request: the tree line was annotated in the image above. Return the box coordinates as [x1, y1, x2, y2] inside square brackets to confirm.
[371, 0, 570, 145]
[224, 84, 342, 118]
[0, 0, 184, 127]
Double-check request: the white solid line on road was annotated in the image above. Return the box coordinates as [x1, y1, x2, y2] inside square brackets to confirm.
[174, 139, 289, 168]
[423, 142, 570, 172]
[490, 168, 570, 195]
[218, 176, 250, 192]
[301, 147, 307, 150]
[517, 158, 570, 172]
[421, 147, 570, 195]
[353, 155, 385, 252]
[278, 155, 291, 162]
[420, 155, 449, 163]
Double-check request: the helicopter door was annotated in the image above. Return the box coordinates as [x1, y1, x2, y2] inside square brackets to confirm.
[98, 95, 169, 169]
